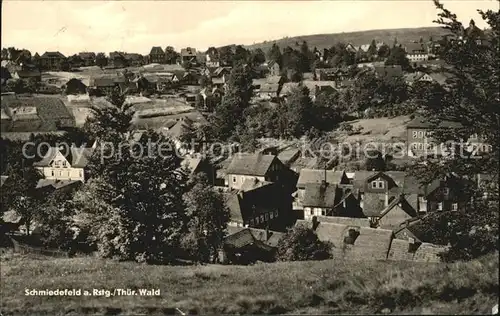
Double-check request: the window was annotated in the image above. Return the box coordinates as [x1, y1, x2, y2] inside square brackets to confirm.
[378, 181, 385, 189]
[270, 212, 273, 219]
[79, 171, 83, 178]
[372, 180, 384, 189]
[412, 131, 418, 138]
[265, 213, 269, 221]
[437, 202, 443, 211]
[451, 203, 458, 211]
[232, 176, 236, 183]
[59, 171, 63, 177]
[260, 215, 265, 222]
[310, 209, 314, 215]
[255, 217, 259, 224]
[371, 181, 378, 189]
[62, 161, 67, 167]
[442, 188, 450, 195]
[51, 170, 54, 176]
[321, 210, 326, 216]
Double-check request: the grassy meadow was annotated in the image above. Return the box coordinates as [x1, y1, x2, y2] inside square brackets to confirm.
[1, 251, 498, 315]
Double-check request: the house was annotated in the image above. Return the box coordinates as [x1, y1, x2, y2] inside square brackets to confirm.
[224, 177, 293, 230]
[33, 145, 94, 182]
[302, 80, 337, 101]
[404, 42, 429, 62]
[1, 94, 75, 132]
[406, 116, 491, 157]
[373, 65, 403, 80]
[39, 52, 66, 70]
[124, 53, 144, 67]
[427, 72, 455, 91]
[78, 52, 96, 66]
[108, 52, 127, 68]
[88, 75, 126, 95]
[134, 74, 173, 93]
[180, 47, 197, 63]
[295, 169, 350, 208]
[258, 83, 280, 100]
[418, 175, 469, 213]
[225, 153, 286, 190]
[403, 71, 434, 86]
[149, 46, 165, 64]
[199, 87, 223, 110]
[462, 19, 488, 46]
[268, 61, 280, 77]
[63, 78, 87, 95]
[301, 182, 344, 220]
[219, 227, 281, 264]
[12, 69, 41, 82]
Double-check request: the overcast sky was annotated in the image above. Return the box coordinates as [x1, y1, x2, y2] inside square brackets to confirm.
[2, 0, 498, 55]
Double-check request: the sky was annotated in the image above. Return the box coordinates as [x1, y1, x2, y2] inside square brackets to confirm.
[2, 0, 498, 56]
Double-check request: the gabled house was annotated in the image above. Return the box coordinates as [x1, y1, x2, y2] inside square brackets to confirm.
[345, 43, 358, 53]
[418, 175, 469, 213]
[353, 171, 420, 228]
[33, 145, 95, 183]
[279, 82, 300, 99]
[88, 75, 126, 95]
[123, 53, 144, 67]
[180, 47, 197, 63]
[462, 19, 488, 46]
[199, 86, 223, 110]
[39, 52, 66, 71]
[149, 46, 165, 64]
[268, 61, 281, 77]
[226, 153, 286, 190]
[63, 78, 87, 95]
[302, 182, 344, 220]
[403, 71, 434, 86]
[108, 52, 127, 68]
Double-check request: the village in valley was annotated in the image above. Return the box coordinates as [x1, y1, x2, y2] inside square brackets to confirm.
[0, 0, 499, 314]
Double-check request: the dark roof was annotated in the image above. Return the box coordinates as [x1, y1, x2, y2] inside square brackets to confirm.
[226, 153, 276, 176]
[78, 52, 96, 59]
[406, 116, 463, 129]
[89, 75, 126, 87]
[150, 46, 165, 55]
[36, 179, 82, 190]
[166, 117, 193, 139]
[15, 69, 41, 78]
[377, 194, 418, 219]
[405, 42, 427, 54]
[41, 51, 66, 59]
[297, 169, 347, 188]
[302, 183, 340, 208]
[464, 20, 486, 39]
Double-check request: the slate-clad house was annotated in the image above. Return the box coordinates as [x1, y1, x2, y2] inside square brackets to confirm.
[225, 178, 293, 230]
[226, 153, 285, 190]
[180, 47, 197, 63]
[149, 46, 165, 64]
[39, 51, 66, 70]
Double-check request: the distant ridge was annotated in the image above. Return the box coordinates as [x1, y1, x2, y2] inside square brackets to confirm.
[243, 27, 449, 51]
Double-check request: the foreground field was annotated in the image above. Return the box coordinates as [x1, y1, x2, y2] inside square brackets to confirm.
[1, 252, 498, 315]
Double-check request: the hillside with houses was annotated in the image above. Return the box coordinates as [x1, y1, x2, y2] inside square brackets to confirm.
[0, 3, 499, 314]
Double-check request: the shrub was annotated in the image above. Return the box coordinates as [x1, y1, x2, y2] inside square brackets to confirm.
[276, 225, 332, 261]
